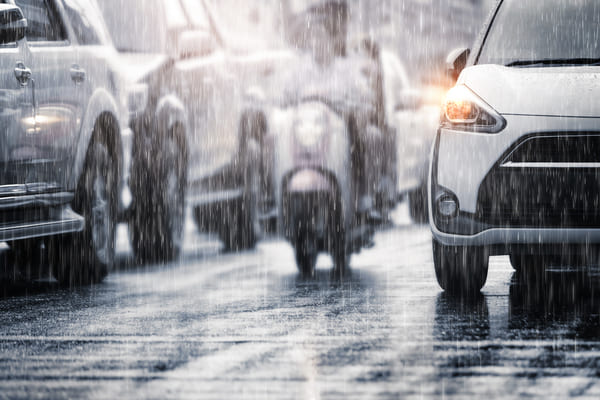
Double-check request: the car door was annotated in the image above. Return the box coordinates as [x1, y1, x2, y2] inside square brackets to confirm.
[163, 0, 210, 184]
[0, 2, 34, 188]
[14, 0, 81, 191]
[382, 51, 422, 192]
[177, 0, 239, 184]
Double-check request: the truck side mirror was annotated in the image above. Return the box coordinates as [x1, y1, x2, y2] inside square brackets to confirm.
[446, 48, 470, 82]
[0, 4, 27, 45]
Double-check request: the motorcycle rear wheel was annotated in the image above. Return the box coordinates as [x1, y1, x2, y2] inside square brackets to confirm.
[294, 233, 318, 277]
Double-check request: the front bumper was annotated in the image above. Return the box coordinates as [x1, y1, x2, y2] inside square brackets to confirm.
[430, 114, 600, 249]
[0, 191, 84, 242]
[432, 223, 600, 248]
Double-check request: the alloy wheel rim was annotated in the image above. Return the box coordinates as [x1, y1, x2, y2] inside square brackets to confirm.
[91, 150, 111, 265]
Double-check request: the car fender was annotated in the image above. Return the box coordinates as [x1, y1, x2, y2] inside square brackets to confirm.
[155, 94, 187, 141]
[69, 88, 123, 191]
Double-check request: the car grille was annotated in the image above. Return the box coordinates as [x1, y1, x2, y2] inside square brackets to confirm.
[502, 134, 600, 164]
[477, 134, 600, 228]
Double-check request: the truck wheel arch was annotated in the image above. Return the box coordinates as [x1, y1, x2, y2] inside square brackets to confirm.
[70, 89, 123, 192]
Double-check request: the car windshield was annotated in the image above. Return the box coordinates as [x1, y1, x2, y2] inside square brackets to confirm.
[478, 0, 600, 66]
[97, 0, 175, 53]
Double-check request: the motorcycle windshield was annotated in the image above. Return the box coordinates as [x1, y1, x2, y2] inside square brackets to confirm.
[278, 53, 377, 117]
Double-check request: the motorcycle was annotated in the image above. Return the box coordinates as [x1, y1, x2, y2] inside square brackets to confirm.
[271, 94, 388, 276]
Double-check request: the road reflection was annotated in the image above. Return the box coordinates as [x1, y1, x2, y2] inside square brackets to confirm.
[434, 292, 490, 342]
[432, 263, 600, 390]
[509, 267, 600, 340]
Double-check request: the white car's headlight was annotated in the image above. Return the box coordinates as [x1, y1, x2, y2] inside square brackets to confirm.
[293, 106, 328, 148]
[442, 85, 505, 133]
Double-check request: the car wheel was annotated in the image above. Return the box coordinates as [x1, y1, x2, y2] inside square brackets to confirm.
[219, 175, 259, 252]
[409, 184, 429, 223]
[51, 139, 117, 286]
[433, 239, 489, 297]
[219, 139, 260, 252]
[511, 254, 557, 284]
[131, 131, 187, 263]
[8, 239, 44, 281]
[509, 254, 541, 273]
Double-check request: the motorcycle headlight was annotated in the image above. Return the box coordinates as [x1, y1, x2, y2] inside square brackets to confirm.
[442, 85, 505, 133]
[293, 107, 328, 148]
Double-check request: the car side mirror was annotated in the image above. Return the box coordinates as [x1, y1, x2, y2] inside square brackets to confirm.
[395, 89, 422, 111]
[178, 30, 217, 59]
[0, 4, 27, 45]
[446, 48, 470, 82]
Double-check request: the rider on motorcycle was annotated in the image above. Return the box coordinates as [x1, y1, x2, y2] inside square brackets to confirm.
[284, 0, 385, 224]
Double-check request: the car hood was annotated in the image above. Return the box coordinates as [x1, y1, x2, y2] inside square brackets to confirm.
[459, 64, 600, 117]
[118, 52, 170, 83]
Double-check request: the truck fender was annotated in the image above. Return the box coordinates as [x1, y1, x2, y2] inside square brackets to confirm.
[69, 88, 122, 191]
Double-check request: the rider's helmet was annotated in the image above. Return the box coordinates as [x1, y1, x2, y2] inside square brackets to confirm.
[286, 0, 349, 56]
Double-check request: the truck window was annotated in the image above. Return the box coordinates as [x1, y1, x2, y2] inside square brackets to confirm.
[62, 0, 109, 45]
[14, 0, 66, 42]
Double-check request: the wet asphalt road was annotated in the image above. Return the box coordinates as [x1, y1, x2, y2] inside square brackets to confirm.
[1, 204, 600, 399]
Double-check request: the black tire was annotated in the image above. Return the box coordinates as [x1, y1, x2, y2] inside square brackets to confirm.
[295, 233, 318, 277]
[332, 239, 350, 279]
[509, 254, 542, 273]
[433, 239, 489, 297]
[219, 139, 260, 252]
[509, 254, 523, 272]
[131, 130, 187, 263]
[219, 198, 259, 252]
[8, 239, 44, 281]
[50, 139, 118, 286]
[409, 184, 429, 223]
[510, 254, 556, 283]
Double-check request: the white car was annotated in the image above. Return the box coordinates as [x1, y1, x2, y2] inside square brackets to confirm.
[380, 50, 440, 222]
[430, 0, 600, 295]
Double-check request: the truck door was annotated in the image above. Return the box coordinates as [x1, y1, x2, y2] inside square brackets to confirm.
[0, 2, 35, 189]
[15, 0, 82, 191]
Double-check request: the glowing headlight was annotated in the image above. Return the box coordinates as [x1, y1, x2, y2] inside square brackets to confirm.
[442, 85, 505, 133]
[293, 107, 327, 148]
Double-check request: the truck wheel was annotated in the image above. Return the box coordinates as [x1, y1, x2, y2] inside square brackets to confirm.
[433, 239, 489, 297]
[131, 132, 187, 263]
[409, 184, 429, 223]
[51, 139, 117, 286]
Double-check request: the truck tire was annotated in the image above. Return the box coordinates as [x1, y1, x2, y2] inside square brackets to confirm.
[51, 138, 117, 286]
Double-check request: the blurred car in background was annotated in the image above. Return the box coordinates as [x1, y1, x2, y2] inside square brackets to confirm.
[379, 50, 440, 223]
[0, 0, 129, 285]
[98, 0, 293, 258]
